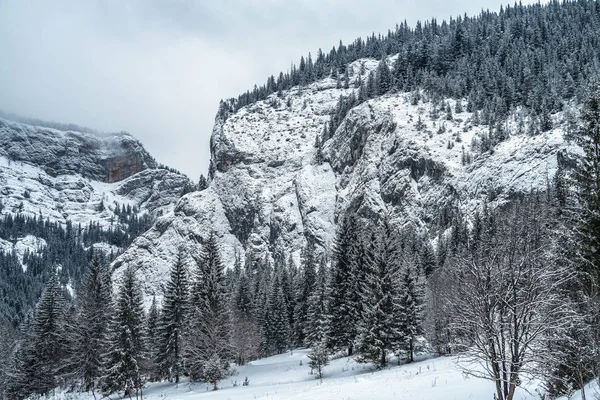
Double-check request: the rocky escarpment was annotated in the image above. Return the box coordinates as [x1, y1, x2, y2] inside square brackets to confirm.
[112, 56, 576, 299]
[0, 118, 191, 229]
[0, 118, 156, 183]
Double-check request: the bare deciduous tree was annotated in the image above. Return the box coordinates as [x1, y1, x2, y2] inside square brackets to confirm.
[452, 202, 572, 400]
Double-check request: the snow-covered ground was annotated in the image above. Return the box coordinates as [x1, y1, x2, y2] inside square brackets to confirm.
[44, 350, 596, 400]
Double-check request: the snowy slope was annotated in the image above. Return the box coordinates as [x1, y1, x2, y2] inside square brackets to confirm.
[44, 350, 594, 400]
[0, 117, 191, 226]
[112, 55, 576, 299]
[0, 118, 191, 260]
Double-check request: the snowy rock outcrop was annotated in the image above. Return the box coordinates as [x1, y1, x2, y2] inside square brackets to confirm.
[112, 57, 574, 298]
[0, 118, 190, 228]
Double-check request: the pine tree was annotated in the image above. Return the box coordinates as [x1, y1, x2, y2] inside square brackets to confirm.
[376, 58, 392, 95]
[307, 342, 329, 382]
[293, 240, 317, 346]
[102, 267, 147, 397]
[357, 221, 401, 369]
[263, 272, 290, 355]
[33, 272, 68, 395]
[157, 253, 189, 383]
[305, 256, 328, 347]
[396, 265, 425, 362]
[146, 296, 161, 381]
[66, 257, 113, 392]
[327, 214, 359, 355]
[184, 233, 231, 382]
[6, 274, 67, 398]
[198, 174, 208, 191]
[570, 84, 600, 295]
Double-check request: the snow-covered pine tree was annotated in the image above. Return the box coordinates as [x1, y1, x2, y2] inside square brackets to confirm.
[305, 256, 328, 347]
[263, 272, 290, 355]
[198, 174, 208, 191]
[202, 355, 227, 391]
[184, 233, 231, 382]
[65, 257, 113, 393]
[293, 240, 317, 346]
[375, 57, 392, 95]
[547, 84, 600, 397]
[27, 271, 67, 396]
[569, 84, 600, 296]
[5, 272, 67, 400]
[307, 342, 329, 382]
[327, 214, 360, 356]
[4, 312, 37, 400]
[396, 265, 425, 363]
[157, 252, 189, 383]
[146, 296, 161, 381]
[101, 266, 147, 398]
[357, 220, 402, 369]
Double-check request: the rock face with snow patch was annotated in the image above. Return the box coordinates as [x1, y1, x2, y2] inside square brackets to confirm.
[0, 118, 190, 228]
[112, 57, 574, 298]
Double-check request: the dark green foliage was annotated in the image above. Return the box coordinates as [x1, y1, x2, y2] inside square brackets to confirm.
[570, 85, 600, 294]
[102, 267, 147, 397]
[157, 253, 189, 383]
[146, 296, 160, 380]
[0, 207, 153, 326]
[64, 257, 113, 392]
[293, 240, 317, 346]
[6, 272, 67, 399]
[357, 222, 402, 369]
[396, 266, 425, 363]
[184, 233, 231, 381]
[222, 1, 600, 126]
[263, 272, 290, 355]
[327, 214, 360, 356]
[305, 256, 328, 347]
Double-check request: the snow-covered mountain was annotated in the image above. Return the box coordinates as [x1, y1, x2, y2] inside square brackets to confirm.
[0, 117, 190, 226]
[0, 116, 191, 260]
[112, 56, 575, 298]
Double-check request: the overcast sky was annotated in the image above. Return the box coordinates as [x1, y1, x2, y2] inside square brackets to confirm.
[0, 0, 543, 179]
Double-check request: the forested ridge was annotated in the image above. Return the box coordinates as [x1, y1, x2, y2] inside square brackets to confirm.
[0, 204, 153, 326]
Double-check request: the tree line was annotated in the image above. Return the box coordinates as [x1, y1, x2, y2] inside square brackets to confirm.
[0, 203, 154, 326]
[220, 0, 600, 130]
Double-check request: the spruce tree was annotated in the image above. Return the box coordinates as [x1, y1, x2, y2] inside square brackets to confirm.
[146, 296, 160, 381]
[31, 272, 67, 395]
[6, 274, 66, 399]
[263, 272, 290, 355]
[293, 240, 317, 346]
[327, 215, 359, 355]
[184, 233, 231, 382]
[305, 256, 328, 347]
[66, 257, 113, 392]
[396, 265, 425, 362]
[102, 267, 147, 397]
[157, 253, 189, 383]
[570, 84, 600, 295]
[357, 222, 401, 369]
[375, 58, 391, 95]
[198, 174, 208, 191]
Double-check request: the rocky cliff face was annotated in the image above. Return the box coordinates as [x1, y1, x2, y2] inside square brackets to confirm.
[0, 118, 156, 183]
[0, 118, 189, 228]
[112, 56, 576, 299]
